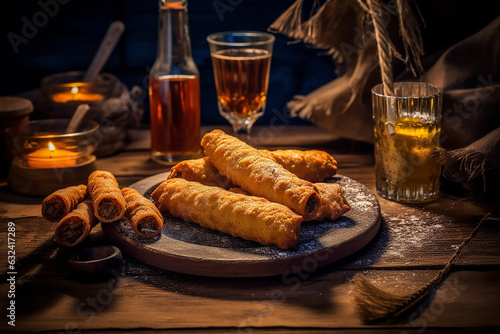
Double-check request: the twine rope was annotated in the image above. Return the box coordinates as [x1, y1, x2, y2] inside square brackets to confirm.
[357, 0, 396, 96]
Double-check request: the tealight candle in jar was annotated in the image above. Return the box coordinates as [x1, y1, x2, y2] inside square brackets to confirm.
[5, 119, 99, 196]
[41, 71, 115, 104]
[26, 141, 79, 168]
[51, 83, 106, 103]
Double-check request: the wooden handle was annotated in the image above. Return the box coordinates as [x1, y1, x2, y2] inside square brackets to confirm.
[65, 104, 90, 134]
[83, 20, 125, 82]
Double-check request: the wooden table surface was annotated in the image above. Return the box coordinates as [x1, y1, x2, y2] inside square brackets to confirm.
[1, 125, 499, 333]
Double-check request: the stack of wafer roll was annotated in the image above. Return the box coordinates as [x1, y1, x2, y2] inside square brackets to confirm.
[42, 170, 164, 247]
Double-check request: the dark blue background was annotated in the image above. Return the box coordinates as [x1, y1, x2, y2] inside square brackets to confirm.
[0, 0, 338, 126]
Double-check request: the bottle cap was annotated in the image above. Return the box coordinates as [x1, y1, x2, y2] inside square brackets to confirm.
[160, 0, 186, 9]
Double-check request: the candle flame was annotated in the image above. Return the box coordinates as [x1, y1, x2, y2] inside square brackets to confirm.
[48, 142, 55, 152]
[71, 86, 79, 94]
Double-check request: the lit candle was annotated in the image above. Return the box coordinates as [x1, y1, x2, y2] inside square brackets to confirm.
[51, 82, 105, 103]
[27, 142, 79, 168]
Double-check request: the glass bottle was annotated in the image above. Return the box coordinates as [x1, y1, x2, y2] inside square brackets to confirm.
[149, 0, 200, 164]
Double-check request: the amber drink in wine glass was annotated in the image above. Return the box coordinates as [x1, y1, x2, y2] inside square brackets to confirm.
[207, 31, 274, 135]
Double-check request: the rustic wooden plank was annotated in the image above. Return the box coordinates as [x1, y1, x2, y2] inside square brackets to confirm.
[1, 204, 499, 277]
[340, 202, 500, 269]
[0, 270, 498, 332]
[95, 151, 167, 178]
[43, 330, 500, 334]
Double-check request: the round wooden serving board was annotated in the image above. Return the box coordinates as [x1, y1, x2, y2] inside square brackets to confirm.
[102, 173, 381, 277]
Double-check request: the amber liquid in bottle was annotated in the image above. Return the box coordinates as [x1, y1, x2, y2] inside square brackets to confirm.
[149, 75, 200, 156]
[211, 48, 271, 119]
[149, 0, 200, 163]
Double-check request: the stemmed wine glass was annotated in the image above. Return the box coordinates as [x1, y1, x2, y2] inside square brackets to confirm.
[207, 31, 275, 135]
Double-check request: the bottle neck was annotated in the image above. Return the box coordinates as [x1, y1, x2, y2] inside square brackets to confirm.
[157, 2, 193, 63]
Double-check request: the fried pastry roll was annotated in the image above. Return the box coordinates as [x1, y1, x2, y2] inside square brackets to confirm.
[54, 199, 98, 247]
[201, 130, 320, 220]
[228, 184, 350, 221]
[263, 149, 337, 182]
[151, 179, 303, 249]
[168, 157, 234, 189]
[87, 170, 126, 223]
[41, 184, 87, 222]
[122, 187, 164, 238]
[168, 149, 336, 187]
[314, 183, 351, 221]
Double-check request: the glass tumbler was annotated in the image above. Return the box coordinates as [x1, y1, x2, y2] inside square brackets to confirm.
[372, 82, 442, 203]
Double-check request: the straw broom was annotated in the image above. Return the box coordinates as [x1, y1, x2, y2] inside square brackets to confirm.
[352, 213, 495, 323]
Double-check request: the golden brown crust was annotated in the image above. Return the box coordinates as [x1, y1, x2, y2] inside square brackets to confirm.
[264, 149, 338, 182]
[151, 179, 303, 250]
[54, 199, 98, 247]
[227, 187, 251, 195]
[314, 183, 351, 221]
[168, 157, 234, 189]
[169, 149, 336, 189]
[201, 129, 320, 220]
[87, 170, 126, 223]
[122, 187, 164, 238]
[41, 184, 87, 222]
[168, 155, 349, 222]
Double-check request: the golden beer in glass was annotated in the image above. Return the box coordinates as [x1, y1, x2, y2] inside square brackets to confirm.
[372, 82, 442, 203]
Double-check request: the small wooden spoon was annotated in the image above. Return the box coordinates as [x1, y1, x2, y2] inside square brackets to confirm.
[65, 104, 90, 134]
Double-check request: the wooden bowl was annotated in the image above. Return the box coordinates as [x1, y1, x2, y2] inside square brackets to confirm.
[68, 245, 122, 276]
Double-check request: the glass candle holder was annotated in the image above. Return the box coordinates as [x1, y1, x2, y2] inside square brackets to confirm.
[6, 119, 99, 168]
[6, 119, 100, 196]
[372, 82, 442, 203]
[41, 71, 117, 104]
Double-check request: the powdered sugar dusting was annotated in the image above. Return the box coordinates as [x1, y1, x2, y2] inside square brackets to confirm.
[383, 212, 446, 258]
[102, 173, 381, 276]
[353, 209, 452, 266]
